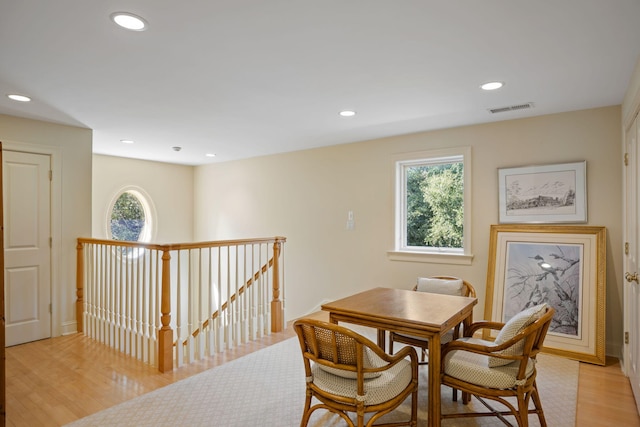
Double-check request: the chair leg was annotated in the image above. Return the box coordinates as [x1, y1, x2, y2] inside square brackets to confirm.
[516, 390, 532, 427]
[411, 384, 419, 427]
[300, 391, 313, 427]
[356, 401, 365, 427]
[530, 381, 548, 427]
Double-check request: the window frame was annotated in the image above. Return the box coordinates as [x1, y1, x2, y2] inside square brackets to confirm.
[389, 146, 473, 265]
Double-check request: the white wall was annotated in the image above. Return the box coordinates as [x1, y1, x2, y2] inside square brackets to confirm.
[92, 155, 194, 243]
[0, 114, 92, 336]
[193, 106, 623, 356]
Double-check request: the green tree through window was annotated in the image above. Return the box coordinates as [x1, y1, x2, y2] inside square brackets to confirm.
[394, 148, 470, 259]
[110, 192, 145, 242]
[403, 158, 464, 250]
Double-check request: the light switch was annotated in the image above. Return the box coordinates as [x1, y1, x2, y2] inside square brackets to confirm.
[346, 210, 355, 230]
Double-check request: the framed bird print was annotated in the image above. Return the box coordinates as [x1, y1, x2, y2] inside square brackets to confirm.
[484, 224, 606, 365]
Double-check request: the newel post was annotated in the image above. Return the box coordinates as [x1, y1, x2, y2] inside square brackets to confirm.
[76, 241, 84, 333]
[270, 239, 284, 332]
[158, 248, 174, 372]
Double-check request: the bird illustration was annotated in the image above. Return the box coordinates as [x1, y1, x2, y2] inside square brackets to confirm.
[524, 283, 545, 308]
[530, 255, 560, 280]
[549, 252, 580, 274]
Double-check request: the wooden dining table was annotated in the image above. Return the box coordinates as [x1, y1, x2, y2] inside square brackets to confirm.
[321, 287, 477, 427]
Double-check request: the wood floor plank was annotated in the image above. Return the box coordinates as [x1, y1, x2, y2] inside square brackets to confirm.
[5, 326, 640, 426]
[576, 357, 640, 427]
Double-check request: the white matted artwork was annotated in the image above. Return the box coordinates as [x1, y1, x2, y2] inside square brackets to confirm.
[498, 161, 587, 223]
[484, 224, 606, 365]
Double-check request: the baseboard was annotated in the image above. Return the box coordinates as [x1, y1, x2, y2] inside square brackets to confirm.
[61, 320, 78, 336]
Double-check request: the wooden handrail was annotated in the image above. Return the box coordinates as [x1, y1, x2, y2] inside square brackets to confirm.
[77, 236, 286, 251]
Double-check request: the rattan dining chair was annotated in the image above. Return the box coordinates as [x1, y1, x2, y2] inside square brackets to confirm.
[293, 318, 419, 427]
[439, 303, 555, 427]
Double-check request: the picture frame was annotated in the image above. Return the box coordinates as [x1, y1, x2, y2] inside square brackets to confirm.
[484, 224, 606, 365]
[498, 161, 587, 223]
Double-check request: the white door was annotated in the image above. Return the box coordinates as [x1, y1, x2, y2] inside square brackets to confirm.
[624, 113, 640, 411]
[3, 150, 52, 346]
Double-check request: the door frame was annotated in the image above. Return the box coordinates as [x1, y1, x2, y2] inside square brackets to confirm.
[2, 140, 62, 338]
[624, 83, 640, 378]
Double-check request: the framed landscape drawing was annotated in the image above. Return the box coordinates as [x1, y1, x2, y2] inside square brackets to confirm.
[498, 161, 587, 223]
[484, 224, 606, 365]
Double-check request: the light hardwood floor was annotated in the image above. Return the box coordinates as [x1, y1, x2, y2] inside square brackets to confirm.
[5, 327, 640, 427]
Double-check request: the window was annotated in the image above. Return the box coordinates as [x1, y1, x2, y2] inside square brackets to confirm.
[108, 188, 156, 256]
[390, 147, 472, 264]
[111, 192, 146, 241]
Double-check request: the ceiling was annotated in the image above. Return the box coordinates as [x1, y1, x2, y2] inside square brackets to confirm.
[1, 1, 640, 166]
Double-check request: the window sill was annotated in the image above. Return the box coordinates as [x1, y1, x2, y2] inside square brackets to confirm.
[387, 250, 474, 265]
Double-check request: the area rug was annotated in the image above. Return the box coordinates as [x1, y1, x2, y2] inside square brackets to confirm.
[65, 329, 578, 427]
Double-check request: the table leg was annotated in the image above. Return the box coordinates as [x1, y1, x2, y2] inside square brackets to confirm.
[329, 313, 338, 324]
[428, 333, 441, 427]
[377, 329, 386, 349]
[462, 311, 473, 337]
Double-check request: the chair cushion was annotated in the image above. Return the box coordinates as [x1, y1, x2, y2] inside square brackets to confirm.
[416, 277, 464, 295]
[317, 347, 385, 379]
[311, 357, 414, 405]
[444, 337, 536, 389]
[489, 303, 548, 367]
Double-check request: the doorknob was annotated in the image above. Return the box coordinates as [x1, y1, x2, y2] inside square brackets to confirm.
[626, 272, 639, 283]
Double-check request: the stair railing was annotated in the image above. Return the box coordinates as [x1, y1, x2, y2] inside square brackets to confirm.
[76, 236, 286, 372]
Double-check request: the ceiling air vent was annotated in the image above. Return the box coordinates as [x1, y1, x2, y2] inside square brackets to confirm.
[488, 102, 534, 114]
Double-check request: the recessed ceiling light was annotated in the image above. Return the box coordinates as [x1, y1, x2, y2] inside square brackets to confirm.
[110, 12, 148, 31]
[7, 94, 31, 102]
[121, 139, 134, 144]
[205, 153, 217, 158]
[480, 81, 504, 91]
[339, 110, 356, 117]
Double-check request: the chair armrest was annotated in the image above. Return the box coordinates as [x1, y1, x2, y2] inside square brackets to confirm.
[351, 329, 419, 373]
[441, 338, 495, 359]
[465, 320, 505, 337]
[442, 327, 531, 360]
[387, 345, 418, 365]
[440, 339, 524, 367]
[368, 337, 418, 367]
